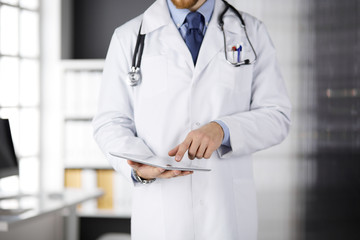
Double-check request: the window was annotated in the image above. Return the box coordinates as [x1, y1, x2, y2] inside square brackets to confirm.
[0, 0, 40, 194]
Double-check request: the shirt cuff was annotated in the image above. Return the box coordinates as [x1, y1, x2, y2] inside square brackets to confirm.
[131, 168, 139, 183]
[213, 120, 231, 147]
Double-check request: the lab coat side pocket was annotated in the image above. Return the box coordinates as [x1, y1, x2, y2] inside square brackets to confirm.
[232, 179, 258, 240]
[131, 182, 166, 239]
[139, 55, 167, 98]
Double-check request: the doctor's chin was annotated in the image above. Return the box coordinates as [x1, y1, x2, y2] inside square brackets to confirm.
[0, 0, 358, 240]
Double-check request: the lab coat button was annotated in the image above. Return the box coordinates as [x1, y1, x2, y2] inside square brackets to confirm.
[195, 122, 200, 126]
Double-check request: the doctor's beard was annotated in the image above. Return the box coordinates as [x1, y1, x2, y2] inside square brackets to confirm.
[171, 0, 201, 9]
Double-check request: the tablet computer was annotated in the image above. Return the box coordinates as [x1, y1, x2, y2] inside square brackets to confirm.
[109, 152, 211, 171]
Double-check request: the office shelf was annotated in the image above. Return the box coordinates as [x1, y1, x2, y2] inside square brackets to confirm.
[77, 208, 131, 219]
[60, 59, 133, 217]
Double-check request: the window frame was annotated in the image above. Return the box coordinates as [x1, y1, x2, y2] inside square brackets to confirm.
[0, 0, 41, 194]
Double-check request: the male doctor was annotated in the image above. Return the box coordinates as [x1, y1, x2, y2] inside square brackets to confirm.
[93, 0, 291, 239]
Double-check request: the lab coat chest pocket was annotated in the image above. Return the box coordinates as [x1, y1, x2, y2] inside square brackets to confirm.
[217, 54, 253, 93]
[216, 28, 254, 93]
[139, 55, 167, 98]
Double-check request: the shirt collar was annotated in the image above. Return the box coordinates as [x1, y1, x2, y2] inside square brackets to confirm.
[166, 0, 215, 28]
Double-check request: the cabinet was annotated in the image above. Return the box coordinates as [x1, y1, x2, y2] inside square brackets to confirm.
[60, 60, 132, 218]
[61, 60, 105, 169]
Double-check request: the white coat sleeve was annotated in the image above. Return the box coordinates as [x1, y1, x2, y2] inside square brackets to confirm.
[217, 22, 291, 158]
[92, 31, 154, 182]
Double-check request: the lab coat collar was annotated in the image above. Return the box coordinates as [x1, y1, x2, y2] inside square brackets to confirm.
[141, 0, 173, 35]
[141, 0, 236, 72]
[141, 0, 228, 35]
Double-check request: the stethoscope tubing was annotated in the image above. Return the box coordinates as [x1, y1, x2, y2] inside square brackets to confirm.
[220, 1, 257, 67]
[132, 24, 146, 71]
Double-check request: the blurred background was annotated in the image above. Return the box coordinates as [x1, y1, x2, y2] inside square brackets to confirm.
[0, 0, 359, 239]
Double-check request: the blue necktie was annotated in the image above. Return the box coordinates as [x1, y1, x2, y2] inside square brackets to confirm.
[184, 12, 204, 64]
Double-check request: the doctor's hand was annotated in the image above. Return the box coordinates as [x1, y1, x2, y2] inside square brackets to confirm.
[127, 160, 193, 180]
[168, 122, 224, 161]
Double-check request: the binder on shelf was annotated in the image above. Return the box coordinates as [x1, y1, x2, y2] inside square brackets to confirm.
[64, 169, 82, 188]
[97, 169, 114, 209]
[81, 169, 98, 211]
[64, 121, 109, 168]
[64, 69, 102, 118]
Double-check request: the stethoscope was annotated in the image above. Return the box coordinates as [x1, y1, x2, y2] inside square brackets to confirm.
[128, 24, 146, 86]
[128, 0, 258, 87]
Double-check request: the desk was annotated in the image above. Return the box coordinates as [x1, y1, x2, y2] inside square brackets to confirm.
[0, 188, 103, 240]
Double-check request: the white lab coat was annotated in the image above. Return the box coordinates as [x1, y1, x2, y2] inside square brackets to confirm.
[93, 0, 291, 239]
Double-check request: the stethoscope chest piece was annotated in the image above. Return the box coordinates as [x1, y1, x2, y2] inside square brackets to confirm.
[128, 67, 141, 86]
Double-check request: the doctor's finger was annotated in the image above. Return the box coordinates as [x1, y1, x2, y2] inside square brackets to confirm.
[174, 138, 192, 162]
[137, 165, 166, 179]
[203, 146, 216, 159]
[188, 139, 201, 160]
[176, 171, 194, 177]
[196, 142, 208, 159]
[158, 170, 182, 179]
[168, 145, 179, 157]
